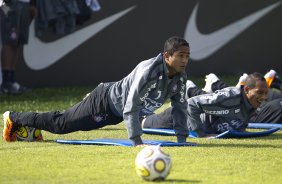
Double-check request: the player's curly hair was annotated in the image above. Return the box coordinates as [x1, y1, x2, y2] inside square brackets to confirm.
[164, 36, 189, 56]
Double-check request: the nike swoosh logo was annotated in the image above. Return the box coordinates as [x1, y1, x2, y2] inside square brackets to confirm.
[24, 6, 136, 70]
[184, 2, 281, 61]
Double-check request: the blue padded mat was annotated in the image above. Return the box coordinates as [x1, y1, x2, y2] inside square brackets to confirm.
[55, 138, 197, 147]
[142, 128, 279, 138]
[248, 123, 282, 129]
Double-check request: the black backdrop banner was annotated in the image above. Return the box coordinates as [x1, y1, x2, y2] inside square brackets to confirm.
[19, 0, 282, 87]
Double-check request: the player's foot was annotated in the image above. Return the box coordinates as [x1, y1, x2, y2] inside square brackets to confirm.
[202, 73, 219, 93]
[236, 73, 248, 88]
[1, 82, 31, 95]
[264, 69, 276, 87]
[264, 69, 282, 90]
[186, 80, 196, 89]
[15, 126, 44, 142]
[3, 111, 18, 142]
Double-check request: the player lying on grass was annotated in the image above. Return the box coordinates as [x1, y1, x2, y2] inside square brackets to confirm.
[202, 70, 282, 124]
[142, 72, 269, 137]
[3, 36, 190, 146]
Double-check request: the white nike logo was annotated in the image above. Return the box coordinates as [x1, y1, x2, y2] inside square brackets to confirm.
[184, 2, 281, 61]
[24, 6, 136, 70]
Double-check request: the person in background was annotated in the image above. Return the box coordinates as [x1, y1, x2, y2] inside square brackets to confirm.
[202, 70, 282, 124]
[0, 0, 36, 94]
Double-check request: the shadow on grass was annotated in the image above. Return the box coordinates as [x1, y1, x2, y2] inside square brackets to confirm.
[99, 128, 125, 131]
[164, 179, 201, 183]
[199, 143, 281, 149]
[245, 134, 282, 140]
[41, 140, 282, 149]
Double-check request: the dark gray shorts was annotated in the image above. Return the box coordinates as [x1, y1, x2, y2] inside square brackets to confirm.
[0, 1, 31, 46]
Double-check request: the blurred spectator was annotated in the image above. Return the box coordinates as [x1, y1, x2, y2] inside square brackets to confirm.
[85, 0, 101, 12]
[0, 0, 36, 94]
[76, 0, 101, 25]
[75, 0, 92, 25]
[35, 0, 101, 37]
[35, 0, 80, 37]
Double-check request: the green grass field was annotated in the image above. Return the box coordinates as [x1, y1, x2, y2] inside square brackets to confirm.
[0, 77, 281, 184]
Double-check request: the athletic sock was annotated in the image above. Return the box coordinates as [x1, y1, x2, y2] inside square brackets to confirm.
[2, 70, 15, 85]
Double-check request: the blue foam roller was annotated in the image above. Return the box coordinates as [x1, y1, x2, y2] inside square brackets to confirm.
[55, 138, 197, 147]
[142, 128, 279, 138]
[248, 123, 282, 129]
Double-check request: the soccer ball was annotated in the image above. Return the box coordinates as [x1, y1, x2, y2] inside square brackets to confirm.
[15, 126, 43, 142]
[135, 145, 172, 181]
